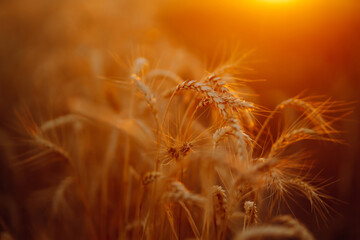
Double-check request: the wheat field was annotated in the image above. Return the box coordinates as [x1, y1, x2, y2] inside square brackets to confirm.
[0, 0, 359, 240]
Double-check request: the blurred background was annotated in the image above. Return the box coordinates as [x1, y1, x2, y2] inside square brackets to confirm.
[0, 0, 359, 239]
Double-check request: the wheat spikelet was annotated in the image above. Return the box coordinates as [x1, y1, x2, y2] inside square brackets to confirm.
[131, 73, 159, 124]
[280, 98, 319, 115]
[131, 74, 157, 110]
[174, 79, 254, 145]
[15, 111, 71, 166]
[206, 74, 229, 95]
[222, 94, 254, 112]
[269, 128, 324, 157]
[264, 168, 286, 198]
[125, 220, 145, 232]
[133, 57, 149, 77]
[165, 181, 206, 206]
[233, 158, 281, 191]
[252, 96, 341, 155]
[142, 171, 162, 185]
[227, 117, 248, 160]
[32, 134, 71, 163]
[212, 185, 228, 227]
[213, 124, 252, 154]
[175, 80, 228, 118]
[229, 181, 253, 216]
[287, 178, 322, 209]
[232, 158, 281, 208]
[205, 72, 254, 113]
[166, 142, 192, 162]
[279, 98, 332, 133]
[244, 201, 259, 227]
[213, 126, 232, 150]
[195, 98, 212, 111]
[129, 57, 160, 132]
[179, 142, 192, 157]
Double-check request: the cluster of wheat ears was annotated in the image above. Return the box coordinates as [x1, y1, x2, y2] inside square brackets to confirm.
[14, 54, 347, 240]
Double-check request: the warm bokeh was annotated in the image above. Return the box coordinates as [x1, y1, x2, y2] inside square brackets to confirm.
[0, 0, 359, 239]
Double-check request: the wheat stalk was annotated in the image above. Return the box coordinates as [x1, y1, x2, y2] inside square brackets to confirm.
[40, 114, 80, 132]
[52, 176, 73, 215]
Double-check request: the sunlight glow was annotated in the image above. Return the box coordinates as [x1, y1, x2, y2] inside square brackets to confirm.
[258, 0, 294, 3]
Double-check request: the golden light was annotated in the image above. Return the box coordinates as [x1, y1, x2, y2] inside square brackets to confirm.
[257, 0, 294, 3]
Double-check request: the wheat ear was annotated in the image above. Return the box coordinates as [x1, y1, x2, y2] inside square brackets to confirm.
[286, 178, 328, 214]
[133, 57, 149, 77]
[131, 73, 159, 127]
[213, 126, 233, 150]
[234, 225, 313, 240]
[142, 172, 162, 185]
[271, 215, 315, 240]
[269, 128, 328, 157]
[166, 142, 192, 163]
[244, 201, 259, 227]
[252, 97, 332, 156]
[213, 186, 228, 226]
[32, 135, 71, 163]
[165, 181, 206, 206]
[227, 117, 248, 160]
[175, 80, 228, 117]
[279, 98, 329, 129]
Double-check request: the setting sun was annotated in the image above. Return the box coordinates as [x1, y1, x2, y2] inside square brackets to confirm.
[257, 0, 294, 3]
